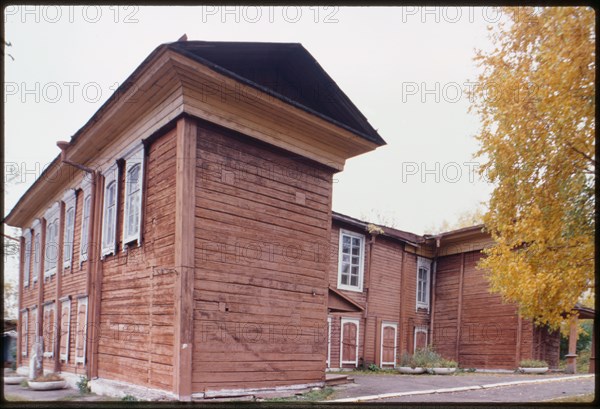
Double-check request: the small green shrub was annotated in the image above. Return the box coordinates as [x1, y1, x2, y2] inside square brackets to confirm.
[367, 363, 380, 372]
[77, 376, 91, 394]
[413, 346, 441, 368]
[121, 394, 139, 401]
[519, 359, 548, 368]
[32, 373, 64, 382]
[436, 359, 458, 368]
[399, 352, 417, 368]
[20, 379, 28, 387]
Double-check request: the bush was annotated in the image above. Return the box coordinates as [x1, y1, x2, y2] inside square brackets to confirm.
[413, 346, 440, 368]
[77, 376, 91, 394]
[20, 379, 28, 387]
[519, 359, 548, 368]
[367, 363, 380, 372]
[437, 359, 458, 368]
[399, 352, 418, 368]
[32, 373, 64, 382]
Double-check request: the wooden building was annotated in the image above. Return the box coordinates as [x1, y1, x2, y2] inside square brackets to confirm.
[7, 39, 559, 401]
[326, 213, 560, 371]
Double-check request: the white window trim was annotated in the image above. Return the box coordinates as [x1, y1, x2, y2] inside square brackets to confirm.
[43, 302, 55, 358]
[340, 317, 360, 367]
[80, 177, 93, 264]
[44, 202, 61, 278]
[337, 229, 365, 292]
[23, 229, 32, 288]
[31, 219, 41, 283]
[122, 145, 144, 248]
[380, 322, 398, 367]
[413, 325, 428, 353]
[75, 296, 88, 364]
[21, 309, 28, 356]
[416, 256, 432, 311]
[59, 297, 71, 362]
[62, 189, 77, 270]
[101, 164, 119, 258]
[31, 306, 38, 338]
[326, 317, 332, 368]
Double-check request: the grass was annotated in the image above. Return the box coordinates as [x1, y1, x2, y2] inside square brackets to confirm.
[4, 395, 28, 402]
[265, 387, 335, 401]
[559, 349, 591, 373]
[545, 393, 595, 403]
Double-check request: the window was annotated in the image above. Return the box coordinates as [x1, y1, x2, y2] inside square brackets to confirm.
[414, 326, 428, 353]
[80, 193, 91, 263]
[123, 146, 144, 247]
[31, 306, 38, 339]
[340, 317, 360, 367]
[32, 220, 41, 283]
[101, 165, 119, 257]
[63, 189, 77, 270]
[416, 256, 431, 310]
[337, 230, 365, 292]
[21, 309, 28, 356]
[23, 229, 31, 287]
[44, 203, 60, 278]
[380, 322, 398, 367]
[43, 302, 56, 357]
[59, 297, 71, 362]
[75, 297, 88, 364]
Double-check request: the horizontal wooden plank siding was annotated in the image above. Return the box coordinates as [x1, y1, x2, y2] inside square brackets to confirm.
[192, 122, 332, 393]
[96, 128, 177, 391]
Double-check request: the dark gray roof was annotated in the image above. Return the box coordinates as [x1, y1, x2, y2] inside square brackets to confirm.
[167, 41, 386, 146]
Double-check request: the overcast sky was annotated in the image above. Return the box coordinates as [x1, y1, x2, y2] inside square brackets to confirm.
[4, 6, 499, 238]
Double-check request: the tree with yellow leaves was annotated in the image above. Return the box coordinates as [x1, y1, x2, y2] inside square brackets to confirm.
[471, 7, 595, 329]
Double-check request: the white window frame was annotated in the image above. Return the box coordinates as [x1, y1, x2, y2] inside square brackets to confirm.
[23, 229, 31, 287]
[380, 322, 398, 367]
[416, 256, 432, 311]
[62, 189, 77, 270]
[337, 229, 365, 292]
[326, 316, 332, 368]
[43, 302, 56, 358]
[31, 306, 38, 338]
[75, 296, 88, 364]
[32, 219, 41, 283]
[101, 164, 119, 257]
[59, 297, 71, 362]
[44, 202, 61, 278]
[122, 145, 144, 248]
[80, 177, 92, 264]
[413, 325, 428, 353]
[340, 317, 360, 367]
[21, 309, 28, 356]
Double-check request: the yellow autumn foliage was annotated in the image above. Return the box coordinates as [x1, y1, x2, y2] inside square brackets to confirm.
[471, 7, 595, 330]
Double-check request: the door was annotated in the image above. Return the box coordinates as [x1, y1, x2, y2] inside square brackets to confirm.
[381, 322, 398, 367]
[414, 326, 428, 352]
[340, 318, 359, 367]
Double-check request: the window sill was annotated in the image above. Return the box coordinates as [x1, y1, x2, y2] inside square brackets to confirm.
[337, 285, 363, 293]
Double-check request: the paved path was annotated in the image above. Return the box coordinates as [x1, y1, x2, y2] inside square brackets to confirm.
[328, 373, 594, 403]
[3, 383, 107, 401]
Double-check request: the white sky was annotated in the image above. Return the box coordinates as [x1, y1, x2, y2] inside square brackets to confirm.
[4, 6, 498, 239]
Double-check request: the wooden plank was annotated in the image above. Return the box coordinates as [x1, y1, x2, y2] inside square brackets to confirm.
[455, 253, 465, 361]
[173, 116, 196, 400]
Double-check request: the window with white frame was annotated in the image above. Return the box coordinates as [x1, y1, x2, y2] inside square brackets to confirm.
[23, 229, 31, 287]
[80, 177, 92, 263]
[32, 220, 41, 283]
[44, 203, 60, 278]
[101, 164, 119, 257]
[43, 302, 56, 357]
[337, 229, 365, 292]
[63, 189, 77, 270]
[413, 325, 428, 353]
[75, 296, 88, 364]
[21, 309, 28, 356]
[416, 256, 431, 310]
[123, 146, 144, 247]
[31, 306, 38, 339]
[59, 297, 71, 362]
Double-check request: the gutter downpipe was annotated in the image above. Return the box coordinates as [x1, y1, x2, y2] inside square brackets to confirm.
[430, 235, 441, 348]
